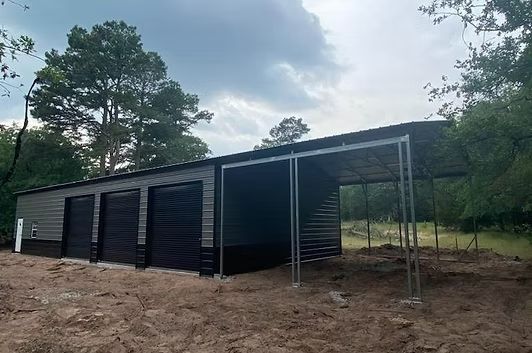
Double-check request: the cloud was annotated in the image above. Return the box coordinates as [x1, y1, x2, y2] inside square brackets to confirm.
[0, 0, 339, 111]
[1, 0, 470, 157]
[192, 94, 282, 155]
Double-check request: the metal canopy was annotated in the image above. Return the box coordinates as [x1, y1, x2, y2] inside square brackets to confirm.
[220, 134, 425, 301]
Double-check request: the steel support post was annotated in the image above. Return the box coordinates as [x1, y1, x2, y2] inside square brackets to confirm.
[398, 142, 413, 298]
[406, 138, 422, 300]
[431, 177, 440, 262]
[220, 168, 225, 278]
[295, 158, 301, 287]
[363, 183, 371, 255]
[289, 158, 296, 286]
[395, 182, 403, 258]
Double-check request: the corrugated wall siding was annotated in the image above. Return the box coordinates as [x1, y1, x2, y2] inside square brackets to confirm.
[15, 165, 215, 275]
[298, 159, 341, 262]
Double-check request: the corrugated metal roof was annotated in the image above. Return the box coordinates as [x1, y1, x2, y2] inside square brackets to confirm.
[15, 120, 465, 195]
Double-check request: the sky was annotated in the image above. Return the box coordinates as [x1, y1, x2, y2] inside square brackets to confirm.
[0, 0, 467, 156]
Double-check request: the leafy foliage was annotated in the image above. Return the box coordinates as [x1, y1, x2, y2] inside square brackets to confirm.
[415, 0, 532, 231]
[0, 126, 88, 239]
[340, 182, 435, 224]
[254, 117, 310, 150]
[420, 0, 531, 119]
[0, 1, 35, 96]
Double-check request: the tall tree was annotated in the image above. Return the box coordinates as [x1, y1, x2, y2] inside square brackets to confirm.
[254, 116, 310, 150]
[31, 21, 212, 176]
[125, 75, 213, 170]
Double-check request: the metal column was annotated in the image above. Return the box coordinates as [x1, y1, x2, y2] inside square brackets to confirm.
[406, 137, 422, 300]
[294, 158, 301, 287]
[395, 182, 403, 258]
[398, 142, 413, 298]
[290, 158, 296, 286]
[220, 167, 225, 278]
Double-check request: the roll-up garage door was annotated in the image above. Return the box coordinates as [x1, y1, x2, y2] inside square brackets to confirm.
[99, 190, 140, 265]
[148, 183, 202, 271]
[64, 195, 94, 259]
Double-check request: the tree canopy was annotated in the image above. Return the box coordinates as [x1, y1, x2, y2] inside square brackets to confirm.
[31, 20, 212, 176]
[254, 116, 310, 150]
[412, 0, 532, 231]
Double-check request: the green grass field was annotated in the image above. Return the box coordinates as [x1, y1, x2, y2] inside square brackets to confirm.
[341, 221, 532, 259]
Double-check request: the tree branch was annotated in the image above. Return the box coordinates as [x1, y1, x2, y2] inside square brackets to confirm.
[0, 76, 39, 188]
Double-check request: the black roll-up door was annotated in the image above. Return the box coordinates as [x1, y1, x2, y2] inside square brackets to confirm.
[99, 190, 140, 265]
[64, 195, 94, 259]
[148, 183, 202, 271]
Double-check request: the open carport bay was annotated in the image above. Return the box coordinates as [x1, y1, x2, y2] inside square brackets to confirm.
[221, 159, 342, 275]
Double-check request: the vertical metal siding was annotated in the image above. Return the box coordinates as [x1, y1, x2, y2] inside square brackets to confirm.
[99, 190, 140, 264]
[63, 195, 94, 259]
[148, 183, 202, 271]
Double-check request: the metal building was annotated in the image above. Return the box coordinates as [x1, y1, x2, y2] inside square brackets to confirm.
[13, 121, 465, 299]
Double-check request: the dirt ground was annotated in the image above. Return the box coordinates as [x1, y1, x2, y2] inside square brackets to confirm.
[0, 246, 531, 353]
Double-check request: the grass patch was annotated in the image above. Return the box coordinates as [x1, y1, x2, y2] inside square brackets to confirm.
[341, 220, 532, 259]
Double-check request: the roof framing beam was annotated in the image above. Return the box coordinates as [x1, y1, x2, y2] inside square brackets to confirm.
[366, 149, 398, 181]
[222, 135, 409, 170]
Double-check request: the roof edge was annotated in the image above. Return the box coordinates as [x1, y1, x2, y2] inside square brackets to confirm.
[15, 120, 450, 196]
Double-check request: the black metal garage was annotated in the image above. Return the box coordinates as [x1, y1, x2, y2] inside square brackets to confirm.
[14, 121, 467, 300]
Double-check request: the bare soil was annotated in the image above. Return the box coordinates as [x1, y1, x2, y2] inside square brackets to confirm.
[0, 247, 531, 353]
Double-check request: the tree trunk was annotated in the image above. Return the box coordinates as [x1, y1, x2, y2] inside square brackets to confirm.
[108, 99, 120, 175]
[108, 140, 120, 175]
[135, 134, 142, 170]
[99, 104, 109, 177]
[0, 78, 40, 188]
[134, 90, 146, 171]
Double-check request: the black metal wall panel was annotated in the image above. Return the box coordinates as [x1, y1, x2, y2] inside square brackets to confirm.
[147, 183, 202, 271]
[222, 160, 291, 274]
[21, 239, 62, 258]
[99, 190, 140, 265]
[63, 195, 94, 259]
